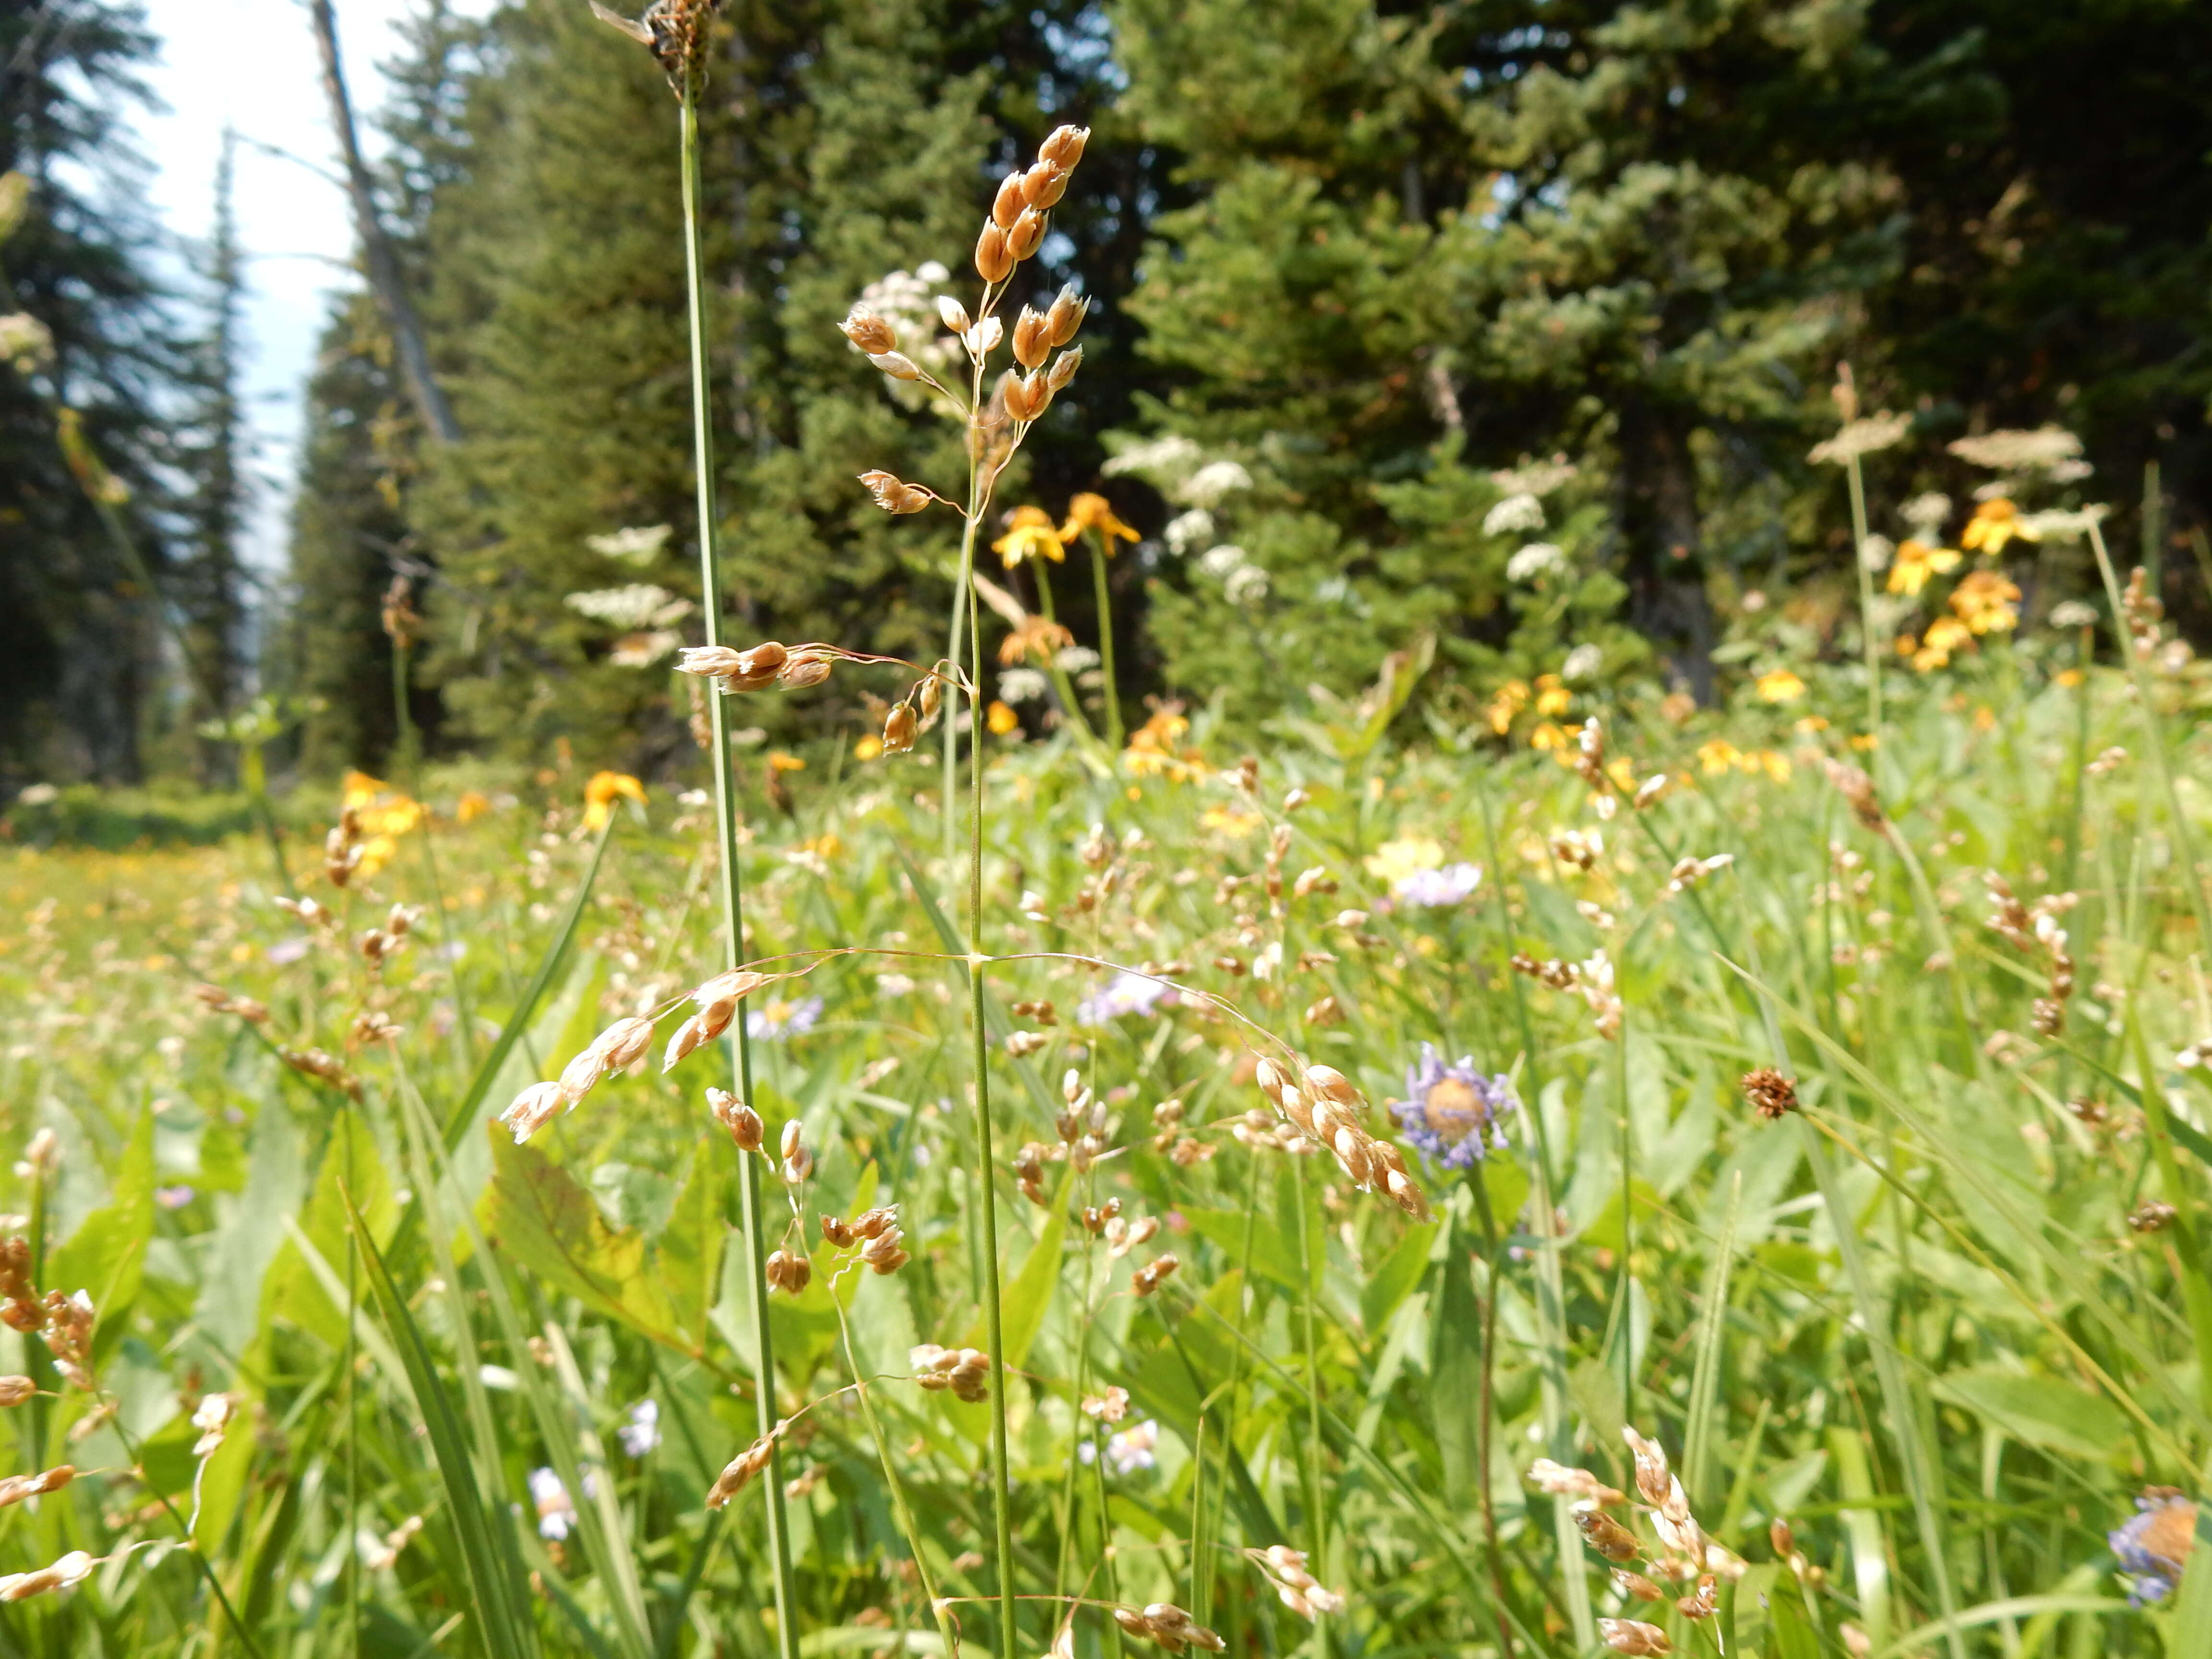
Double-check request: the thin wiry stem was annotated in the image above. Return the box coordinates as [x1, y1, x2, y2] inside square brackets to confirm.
[681, 83, 800, 1659]
[1845, 453, 1883, 741]
[1088, 532, 1124, 750]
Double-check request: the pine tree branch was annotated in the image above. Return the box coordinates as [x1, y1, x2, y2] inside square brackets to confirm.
[305, 0, 463, 445]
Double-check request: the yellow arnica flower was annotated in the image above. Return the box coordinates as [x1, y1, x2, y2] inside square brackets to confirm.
[1364, 834, 1444, 888]
[1528, 721, 1570, 751]
[1124, 706, 1205, 781]
[456, 790, 492, 824]
[1912, 616, 1974, 673]
[1697, 739, 1743, 777]
[1485, 680, 1529, 735]
[998, 613, 1075, 665]
[582, 771, 647, 831]
[852, 734, 884, 761]
[1961, 497, 2037, 554]
[994, 505, 1066, 567]
[986, 700, 1019, 735]
[1949, 569, 2021, 635]
[1755, 669, 1806, 703]
[1533, 673, 1572, 717]
[767, 751, 807, 774]
[341, 770, 424, 862]
[1060, 492, 1139, 548]
[1887, 538, 1961, 597]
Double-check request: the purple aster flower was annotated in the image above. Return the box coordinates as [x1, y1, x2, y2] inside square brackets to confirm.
[1394, 862, 1483, 909]
[1388, 1044, 1516, 1169]
[154, 1185, 194, 1211]
[1077, 971, 1177, 1025]
[747, 995, 824, 1041]
[2110, 1488, 2196, 1606]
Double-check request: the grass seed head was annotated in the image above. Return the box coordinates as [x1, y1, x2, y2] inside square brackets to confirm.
[706, 1423, 783, 1509]
[0, 1378, 34, 1407]
[707, 1088, 762, 1152]
[0, 1548, 95, 1604]
[1598, 1619, 1672, 1655]
[765, 1250, 810, 1295]
[1130, 1252, 1179, 1297]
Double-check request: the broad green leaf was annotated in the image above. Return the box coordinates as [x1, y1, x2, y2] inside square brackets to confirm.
[479, 1131, 679, 1348]
[1930, 1369, 2130, 1462]
[51, 1108, 153, 1360]
[1359, 1215, 1433, 1334]
[259, 1107, 393, 1352]
[658, 1153, 726, 1350]
[995, 1163, 1069, 1372]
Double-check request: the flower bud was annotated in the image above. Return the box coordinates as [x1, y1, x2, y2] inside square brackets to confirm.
[975, 222, 1013, 284]
[1046, 345, 1083, 392]
[869, 351, 922, 382]
[1044, 284, 1088, 347]
[1007, 207, 1046, 263]
[936, 294, 972, 335]
[1021, 158, 1069, 211]
[1039, 124, 1089, 170]
[991, 170, 1027, 229]
[1012, 306, 1050, 370]
[841, 304, 897, 355]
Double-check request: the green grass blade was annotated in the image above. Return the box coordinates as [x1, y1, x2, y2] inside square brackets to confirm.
[342, 1186, 534, 1659]
[443, 820, 612, 1150]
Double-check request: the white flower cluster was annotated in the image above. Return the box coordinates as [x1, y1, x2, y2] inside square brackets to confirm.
[587, 524, 672, 565]
[563, 584, 694, 630]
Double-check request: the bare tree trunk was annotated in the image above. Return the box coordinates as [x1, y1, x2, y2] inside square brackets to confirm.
[306, 0, 462, 445]
[1617, 395, 1716, 703]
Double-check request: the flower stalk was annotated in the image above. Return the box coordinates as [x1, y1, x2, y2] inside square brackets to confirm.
[680, 79, 801, 1659]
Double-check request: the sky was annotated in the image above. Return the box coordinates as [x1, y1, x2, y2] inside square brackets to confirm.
[129, 0, 495, 571]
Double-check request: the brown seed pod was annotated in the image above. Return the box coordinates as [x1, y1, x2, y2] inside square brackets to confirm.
[708, 1088, 764, 1153]
[1044, 284, 1087, 347]
[1021, 159, 1069, 210]
[1007, 207, 1046, 263]
[1012, 306, 1050, 370]
[1742, 1068, 1798, 1120]
[1039, 124, 1090, 170]
[975, 222, 1013, 284]
[841, 304, 897, 355]
[859, 469, 931, 514]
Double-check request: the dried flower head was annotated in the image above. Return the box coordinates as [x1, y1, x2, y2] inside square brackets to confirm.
[590, 0, 723, 92]
[1742, 1068, 1798, 1121]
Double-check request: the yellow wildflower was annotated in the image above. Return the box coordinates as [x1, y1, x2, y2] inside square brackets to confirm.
[1200, 804, 1261, 838]
[1059, 492, 1139, 548]
[986, 700, 1019, 735]
[1887, 539, 1961, 597]
[1124, 706, 1205, 781]
[1528, 721, 1570, 751]
[767, 752, 807, 773]
[1755, 669, 1806, 703]
[1533, 673, 1572, 717]
[998, 613, 1076, 665]
[341, 770, 424, 877]
[1949, 569, 2021, 635]
[1960, 497, 2036, 554]
[1794, 714, 1830, 733]
[853, 734, 884, 761]
[994, 505, 1066, 567]
[2056, 668, 2084, 688]
[1912, 616, 1974, 672]
[1364, 835, 1444, 888]
[456, 790, 492, 824]
[1743, 749, 1791, 783]
[582, 771, 647, 831]
[1697, 739, 1743, 777]
[1485, 680, 1530, 735]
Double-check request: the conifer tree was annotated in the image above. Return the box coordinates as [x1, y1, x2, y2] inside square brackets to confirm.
[0, 0, 180, 783]
[176, 129, 251, 779]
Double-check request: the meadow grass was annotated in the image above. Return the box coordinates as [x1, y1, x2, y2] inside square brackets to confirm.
[0, 627, 2209, 1659]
